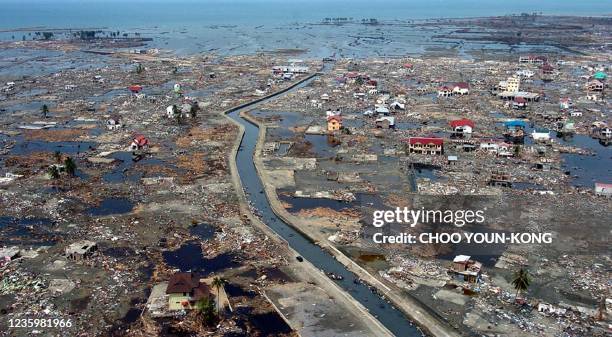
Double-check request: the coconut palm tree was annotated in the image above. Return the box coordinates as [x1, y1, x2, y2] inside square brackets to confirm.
[64, 157, 76, 177]
[195, 297, 216, 326]
[211, 277, 226, 314]
[596, 297, 606, 321]
[135, 63, 144, 74]
[189, 104, 199, 118]
[514, 145, 521, 157]
[511, 268, 531, 300]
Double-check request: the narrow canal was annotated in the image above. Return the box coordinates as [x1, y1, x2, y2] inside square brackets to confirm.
[226, 76, 422, 337]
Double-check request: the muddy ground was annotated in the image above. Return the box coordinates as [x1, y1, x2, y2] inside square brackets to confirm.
[250, 23, 611, 336]
[0, 48, 317, 337]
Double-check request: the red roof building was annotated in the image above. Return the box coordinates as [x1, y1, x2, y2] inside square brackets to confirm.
[450, 118, 475, 129]
[133, 135, 148, 147]
[408, 137, 443, 146]
[128, 85, 143, 93]
[406, 137, 444, 155]
[452, 82, 470, 95]
[514, 96, 527, 104]
[520, 55, 547, 64]
[438, 85, 453, 97]
[454, 82, 469, 89]
[327, 115, 342, 131]
[130, 135, 149, 151]
[512, 96, 527, 110]
[166, 272, 212, 310]
[541, 63, 554, 74]
[167, 273, 201, 294]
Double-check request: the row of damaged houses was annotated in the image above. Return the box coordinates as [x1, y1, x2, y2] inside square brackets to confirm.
[272, 61, 310, 81]
[323, 95, 551, 157]
[406, 137, 522, 157]
[322, 60, 605, 168]
[437, 82, 470, 97]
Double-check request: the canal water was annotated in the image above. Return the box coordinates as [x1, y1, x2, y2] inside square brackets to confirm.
[226, 76, 422, 336]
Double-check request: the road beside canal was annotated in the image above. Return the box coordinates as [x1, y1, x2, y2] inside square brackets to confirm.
[221, 73, 458, 337]
[222, 75, 400, 337]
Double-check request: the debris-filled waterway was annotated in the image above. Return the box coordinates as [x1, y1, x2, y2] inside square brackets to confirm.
[227, 76, 423, 336]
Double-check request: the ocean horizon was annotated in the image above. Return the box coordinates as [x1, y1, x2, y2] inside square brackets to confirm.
[1, 0, 610, 30]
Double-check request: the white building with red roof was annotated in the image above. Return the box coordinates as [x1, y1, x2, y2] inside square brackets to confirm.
[406, 137, 444, 155]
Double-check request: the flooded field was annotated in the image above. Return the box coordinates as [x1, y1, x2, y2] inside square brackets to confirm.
[87, 197, 133, 216]
[557, 134, 611, 187]
[0, 216, 57, 246]
[162, 241, 240, 275]
[189, 223, 216, 241]
[9, 139, 96, 155]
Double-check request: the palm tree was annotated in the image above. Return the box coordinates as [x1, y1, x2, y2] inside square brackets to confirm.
[596, 297, 607, 321]
[211, 277, 226, 314]
[135, 63, 144, 74]
[189, 104, 199, 118]
[47, 166, 60, 179]
[514, 145, 521, 157]
[511, 268, 531, 300]
[64, 157, 76, 176]
[41, 104, 49, 118]
[195, 298, 216, 326]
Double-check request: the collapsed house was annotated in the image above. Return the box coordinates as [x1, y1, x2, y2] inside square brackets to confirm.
[65, 240, 97, 261]
[130, 135, 149, 151]
[450, 255, 482, 284]
[106, 115, 122, 130]
[0, 246, 21, 267]
[375, 116, 395, 129]
[594, 183, 612, 197]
